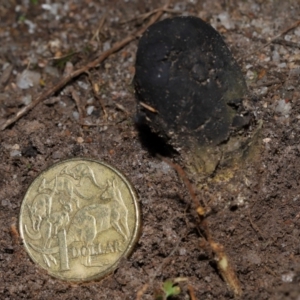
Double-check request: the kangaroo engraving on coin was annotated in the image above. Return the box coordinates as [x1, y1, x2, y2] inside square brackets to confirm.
[19, 158, 140, 281]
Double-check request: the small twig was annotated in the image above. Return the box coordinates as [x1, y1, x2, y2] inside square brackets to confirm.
[272, 38, 300, 49]
[0, 0, 171, 131]
[209, 241, 242, 297]
[239, 19, 300, 62]
[115, 103, 129, 116]
[247, 210, 265, 240]
[87, 72, 108, 120]
[70, 87, 84, 123]
[140, 101, 158, 113]
[187, 285, 197, 300]
[158, 155, 242, 298]
[263, 264, 278, 277]
[253, 79, 282, 88]
[91, 12, 107, 43]
[48, 51, 78, 61]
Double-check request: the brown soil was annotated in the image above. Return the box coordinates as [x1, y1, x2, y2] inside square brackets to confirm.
[1, 0, 300, 299]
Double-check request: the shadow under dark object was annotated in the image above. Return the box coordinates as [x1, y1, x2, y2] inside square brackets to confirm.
[135, 118, 177, 157]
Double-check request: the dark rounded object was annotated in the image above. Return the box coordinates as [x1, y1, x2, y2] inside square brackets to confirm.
[135, 16, 248, 147]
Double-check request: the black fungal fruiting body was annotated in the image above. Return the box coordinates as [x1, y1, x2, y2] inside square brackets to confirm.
[135, 16, 249, 150]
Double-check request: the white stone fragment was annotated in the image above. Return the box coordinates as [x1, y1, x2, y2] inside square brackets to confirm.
[281, 272, 295, 283]
[295, 27, 300, 37]
[16, 70, 41, 89]
[10, 150, 21, 157]
[275, 100, 291, 117]
[272, 51, 280, 62]
[246, 70, 255, 80]
[77, 81, 89, 90]
[263, 138, 271, 144]
[87, 105, 94, 115]
[278, 63, 287, 68]
[103, 41, 111, 51]
[22, 95, 32, 105]
[254, 86, 268, 96]
[24, 19, 36, 34]
[217, 12, 235, 30]
[12, 144, 20, 150]
[72, 111, 79, 120]
[42, 3, 62, 17]
[179, 248, 187, 256]
[284, 35, 292, 42]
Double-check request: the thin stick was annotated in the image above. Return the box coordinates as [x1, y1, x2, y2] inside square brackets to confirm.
[140, 101, 158, 113]
[187, 285, 197, 300]
[239, 19, 300, 62]
[158, 156, 242, 297]
[0, 0, 171, 131]
[272, 38, 300, 49]
[87, 72, 108, 119]
[247, 210, 265, 240]
[91, 12, 107, 43]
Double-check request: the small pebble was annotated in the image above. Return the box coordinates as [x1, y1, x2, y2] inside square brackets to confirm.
[87, 97, 94, 104]
[254, 86, 268, 96]
[16, 70, 41, 89]
[263, 138, 271, 143]
[77, 81, 89, 90]
[72, 111, 79, 120]
[272, 51, 280, 63]
[10, 150, 21, 157]
[275, 100, 291, 117]
[179, 248, 187, 256]
[24, 19, 36, 34]
[217, 12, 235, 30]
[87, 105, 94, 115]
[77, 137, 84, 143]
[278, 63, 287, 69]
[246, 70, 255, 80]
[103, 41, 111, 51]
[281, 272, 295, 283]
[22, 95, 32, 105]
[12, 144, 20, 150]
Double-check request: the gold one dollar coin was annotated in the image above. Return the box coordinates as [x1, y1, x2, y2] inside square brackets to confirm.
[19, 158, 140, 281]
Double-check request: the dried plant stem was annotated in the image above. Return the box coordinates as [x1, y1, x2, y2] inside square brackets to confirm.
[158, 155, 242, 298]
[187, 285, 197, 300]
[0, 0, 171, 131]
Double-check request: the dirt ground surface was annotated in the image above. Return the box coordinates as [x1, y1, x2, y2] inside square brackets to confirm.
[1, 0, 300, 299]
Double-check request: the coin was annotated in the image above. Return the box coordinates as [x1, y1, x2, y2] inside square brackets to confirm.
[19, 158, 140, 281]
